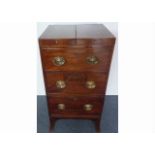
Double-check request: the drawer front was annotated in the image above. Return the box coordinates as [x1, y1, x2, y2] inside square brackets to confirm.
[45, 72, 107, 94]
[39, 38, 115, 48]
[41, 48, 113, 72]
[48, 96, 104, 115]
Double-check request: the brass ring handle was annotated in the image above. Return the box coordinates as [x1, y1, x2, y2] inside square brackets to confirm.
[56, 80, 66, 89]
[86, 56, 99, 64]
[86, 81, 96, 89]
[84, 104, 93, 111]
[57, 104, 65, 110]
[52, 56, 66, 66]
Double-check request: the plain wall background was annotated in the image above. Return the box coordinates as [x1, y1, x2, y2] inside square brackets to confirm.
[37, 22, 118, 95]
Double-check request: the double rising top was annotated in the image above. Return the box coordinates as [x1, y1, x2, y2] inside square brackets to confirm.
[39, 24, 115, 39]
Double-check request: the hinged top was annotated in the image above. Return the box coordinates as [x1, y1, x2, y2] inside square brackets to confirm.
[39, 24, 115, 39]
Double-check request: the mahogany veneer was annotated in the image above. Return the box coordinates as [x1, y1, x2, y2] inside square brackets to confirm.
[39, 24, 115, 132]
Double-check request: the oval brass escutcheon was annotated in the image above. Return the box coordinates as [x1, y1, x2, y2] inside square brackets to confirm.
[52, 56, 66, 66]
[84, 104, 93, 111]
[57, 104, 65, 110]
[56, 80, 66, 89]
[86, 81, 96, 89]
[86, 55, 99, 64]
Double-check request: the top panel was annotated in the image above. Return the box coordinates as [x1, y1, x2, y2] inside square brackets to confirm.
[76, 24, 114, 39]
[39, 24, 115, 39]
[39, 25, 76, 39]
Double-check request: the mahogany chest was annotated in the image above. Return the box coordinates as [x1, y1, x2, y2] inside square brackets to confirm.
[39, 24, 115, 132]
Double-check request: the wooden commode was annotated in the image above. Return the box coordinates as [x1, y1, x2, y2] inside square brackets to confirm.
[39, 24, 115, 132]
